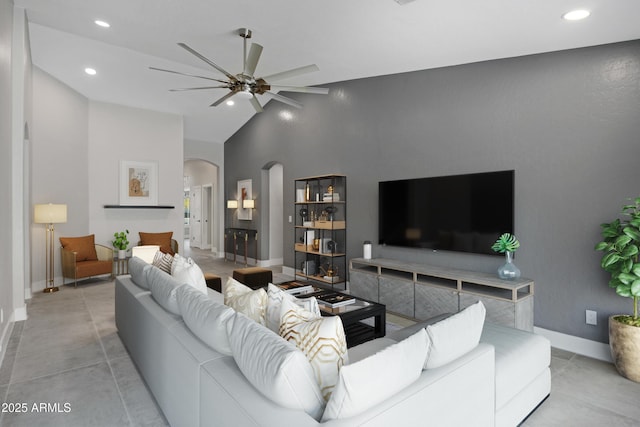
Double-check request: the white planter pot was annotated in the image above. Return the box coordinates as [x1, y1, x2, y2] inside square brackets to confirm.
[118, 249, 127, 259]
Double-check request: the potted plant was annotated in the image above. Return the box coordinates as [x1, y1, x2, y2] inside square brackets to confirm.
[113, 229, 130, 259]
[491, 233, 521, 280]
[595, 196, 640, 383]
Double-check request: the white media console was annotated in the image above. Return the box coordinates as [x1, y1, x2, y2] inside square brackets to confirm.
[349, 257, 534, 331]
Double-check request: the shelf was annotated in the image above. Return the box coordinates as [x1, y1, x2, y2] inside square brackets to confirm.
[295, 201, 345, 205]
[295, 271, 345, 285]
[104, 205, 175, 209]
[294, 248, 345, 257]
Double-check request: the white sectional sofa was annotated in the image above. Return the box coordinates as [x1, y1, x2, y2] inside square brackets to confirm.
[115, 257, 550, 427]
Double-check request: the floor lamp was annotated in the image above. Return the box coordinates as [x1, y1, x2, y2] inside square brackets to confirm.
[34, 203, 67, 293]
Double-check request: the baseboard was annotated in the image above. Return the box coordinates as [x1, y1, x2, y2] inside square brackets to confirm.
[0, 320, 15, 368]
[534, 326, 612, 363]
[257, 258, 284, 268]
[12, 306, 27, 322]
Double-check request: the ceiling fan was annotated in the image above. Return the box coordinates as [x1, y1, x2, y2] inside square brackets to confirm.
[150, 28, 329, 113]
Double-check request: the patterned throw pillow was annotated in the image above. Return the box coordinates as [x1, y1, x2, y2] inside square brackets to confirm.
[279, 298, 348, 402]
[224, 277, 267, 325]
[171, 254, 207, 294]
[152, 251, 173, 274]
[265, 283, 321, 333]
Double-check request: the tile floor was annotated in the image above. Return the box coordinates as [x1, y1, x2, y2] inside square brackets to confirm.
[1, 246, 639, 426]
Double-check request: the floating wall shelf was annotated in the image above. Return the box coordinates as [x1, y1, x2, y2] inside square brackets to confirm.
[104, 205, 175, 209]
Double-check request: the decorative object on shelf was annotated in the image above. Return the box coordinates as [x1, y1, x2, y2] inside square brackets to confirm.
[363, 241, 372, 259]
[119, 160, 158, 206]
[113, 229, 130, 259]
[325, 206, 337, 221]
[491, 233, 521, 280]
[237, 179, 253, 220]
[595, 196, 640, 383]
[34, 203, 67, 293]
[296, 189, 305, 203]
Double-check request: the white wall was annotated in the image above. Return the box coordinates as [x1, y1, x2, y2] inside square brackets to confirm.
[88, 101, 184, 252]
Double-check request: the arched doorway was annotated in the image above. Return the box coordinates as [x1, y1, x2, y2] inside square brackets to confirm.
[261, 162, 284, 265]
[184, 159, 219, 255]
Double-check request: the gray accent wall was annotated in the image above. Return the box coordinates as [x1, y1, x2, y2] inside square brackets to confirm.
[225, 40, 640, 343]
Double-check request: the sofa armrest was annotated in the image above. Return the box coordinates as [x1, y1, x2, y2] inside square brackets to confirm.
[61, 247, 77, 278]
[95, 244, 114, 262]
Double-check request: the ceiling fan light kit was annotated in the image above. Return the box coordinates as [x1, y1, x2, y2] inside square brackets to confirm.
[151, 28, 328, 113]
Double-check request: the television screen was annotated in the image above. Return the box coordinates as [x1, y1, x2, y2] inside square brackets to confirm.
[378, 170, 514, 255]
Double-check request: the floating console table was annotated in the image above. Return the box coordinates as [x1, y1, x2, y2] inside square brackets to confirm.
[349, 258, 534, 331]
[224, 228, 258, 266]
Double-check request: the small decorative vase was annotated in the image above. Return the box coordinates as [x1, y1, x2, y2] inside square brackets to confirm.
[118, 249, 127, 259]
[498, 251, 521, 280]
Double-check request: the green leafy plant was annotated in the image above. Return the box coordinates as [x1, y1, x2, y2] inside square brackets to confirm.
[491, 233, 520, 253]
[595, 197, 640, 326]
[112, 229, 130, 250]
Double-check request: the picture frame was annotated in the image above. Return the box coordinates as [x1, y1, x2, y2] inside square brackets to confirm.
[237, 179, 252, 220]
[119, 160, 158, 206]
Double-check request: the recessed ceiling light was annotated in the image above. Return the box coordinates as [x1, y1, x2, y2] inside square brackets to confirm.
[226, 100, 235, 106]
[94, 20, 110, 28]
[562, 9, 590, 21]
[84, 68, 97, 76]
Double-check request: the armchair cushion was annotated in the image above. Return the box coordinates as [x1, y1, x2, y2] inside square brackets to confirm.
[139, 232, 175, 255]
[75, 260, 112, 278]
[60, 235, 98, 261]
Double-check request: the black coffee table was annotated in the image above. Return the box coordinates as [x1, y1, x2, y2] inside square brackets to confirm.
[278, 281, 386, 348]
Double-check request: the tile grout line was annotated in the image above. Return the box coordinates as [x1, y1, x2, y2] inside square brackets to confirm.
[81, 283, 135, 427]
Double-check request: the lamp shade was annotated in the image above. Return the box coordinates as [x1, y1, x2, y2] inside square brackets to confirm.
[34, 204, 67, 224]
[243, 199, 255, 209]
[227, 200, 238, 209]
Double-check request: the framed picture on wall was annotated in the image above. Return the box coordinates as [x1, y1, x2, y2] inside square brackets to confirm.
[119, 160, 158, 206]
[237, 179, 252, 221]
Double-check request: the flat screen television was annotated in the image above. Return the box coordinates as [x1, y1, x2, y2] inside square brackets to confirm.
[378, 170, 514, 255]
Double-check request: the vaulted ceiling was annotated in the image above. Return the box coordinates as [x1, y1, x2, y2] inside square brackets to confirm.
[16, 0, 640, 143]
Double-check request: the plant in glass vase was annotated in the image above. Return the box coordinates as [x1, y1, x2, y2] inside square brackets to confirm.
[595, 196, 640, 382]
[491, 233, 521, 280]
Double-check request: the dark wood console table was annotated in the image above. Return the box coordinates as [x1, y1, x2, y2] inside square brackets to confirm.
[224, 228, 258, 266]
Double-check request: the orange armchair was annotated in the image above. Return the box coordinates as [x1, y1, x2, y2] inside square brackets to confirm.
[60, 235, 113, 287]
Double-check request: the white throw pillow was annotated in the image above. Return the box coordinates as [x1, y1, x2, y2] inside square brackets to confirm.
[424, 300, 486, 369]
[279, 298, 348, 402]
[176, 284, 234, 355]
[171, 254, 207, 294]
[322, 329, 428, 421]
[224, 277, 267, 325]
[147, 266, 183, 315]
[266, 283, 321, 333]
[227, 311, 325, 420]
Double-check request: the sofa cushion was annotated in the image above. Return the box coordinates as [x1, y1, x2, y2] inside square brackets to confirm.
[424, 301, 486, 369]
[139, 231, 174, 255]
[266, 283, 320, 333]
[148, 266, 183, 315]
[279, 297, 348, 402]
[321, 328, 428, 421]
[224, 277, 267, 325]
[59, 234, 98, 262]
[75, 260, 112, 278]
[152, 251, 174, 274]
[481, 322, 551, 410]
[227, 311, 325, 420]
[347, 337, 398, 364]
[171, 254, 207, 294]
[176, 284, 234, 355]
[129, 257, 152, 289]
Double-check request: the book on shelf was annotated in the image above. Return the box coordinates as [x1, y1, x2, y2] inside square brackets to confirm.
[278, 281, 314, 295]
[316, 292, 355, 308]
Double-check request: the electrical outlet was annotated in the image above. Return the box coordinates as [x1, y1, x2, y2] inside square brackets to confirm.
[288, 215, 292, 223]
[586, 310, 597, 326]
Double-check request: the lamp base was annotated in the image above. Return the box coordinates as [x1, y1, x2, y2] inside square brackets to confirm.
[43, 286, 59, 293]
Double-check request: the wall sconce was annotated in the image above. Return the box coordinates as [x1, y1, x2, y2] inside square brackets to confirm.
[34, 203, 67, 293]
[242, 199, 255, 209]
[227, 200, 238, 209]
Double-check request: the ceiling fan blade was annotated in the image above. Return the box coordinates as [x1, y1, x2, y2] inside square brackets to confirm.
[169, 86, 229, 91]
[149, 67, 228, 84]
[269, 85, 329, 95]
[210, 91, 237, 107]
[266, 91, 303, 109]
[178, 43, 237, 81]
[250, 95, 264, 113]
[262, 64, 319, 82]
[244, 43, 263, 77]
